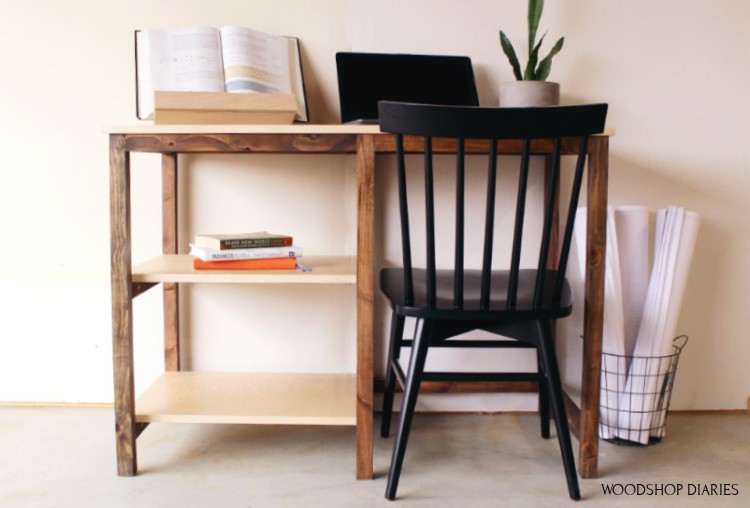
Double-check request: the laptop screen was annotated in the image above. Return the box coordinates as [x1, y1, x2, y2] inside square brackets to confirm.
[336, 52, 479, 124]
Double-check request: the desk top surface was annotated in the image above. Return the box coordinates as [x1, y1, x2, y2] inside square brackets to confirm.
[104, 123, 383, 135]
[105, 123, 614, 137]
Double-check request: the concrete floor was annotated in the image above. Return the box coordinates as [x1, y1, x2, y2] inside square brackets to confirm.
[0, 406, 747, 507]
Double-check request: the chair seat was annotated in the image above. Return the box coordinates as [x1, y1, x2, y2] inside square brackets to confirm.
[380, 267, 573, 320]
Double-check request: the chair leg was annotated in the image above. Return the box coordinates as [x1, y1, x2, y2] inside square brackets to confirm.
[537, 350, 551, 439]
[381, 312, 406, 438]
[536, 321, 581, 501]
[385, 318, 432, 501]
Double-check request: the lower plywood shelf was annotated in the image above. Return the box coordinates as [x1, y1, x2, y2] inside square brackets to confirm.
[136, 371, 356, 426]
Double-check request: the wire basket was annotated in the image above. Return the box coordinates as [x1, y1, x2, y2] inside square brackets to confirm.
[598, 335, 688, 446]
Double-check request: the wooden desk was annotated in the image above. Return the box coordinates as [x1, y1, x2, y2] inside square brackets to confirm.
[107, 123, 608, 480]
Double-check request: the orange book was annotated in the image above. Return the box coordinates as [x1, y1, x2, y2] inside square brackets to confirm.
[193, 257, 297, 270]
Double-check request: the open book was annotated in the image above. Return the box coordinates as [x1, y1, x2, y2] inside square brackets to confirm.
[136, 26, 308, 122]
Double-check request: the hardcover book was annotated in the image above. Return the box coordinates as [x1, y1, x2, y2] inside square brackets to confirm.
[193, 232, 293, 250]
[153, 91, 297, 125]
[193, 257, 297, 270]
[189, 244, 302, 261]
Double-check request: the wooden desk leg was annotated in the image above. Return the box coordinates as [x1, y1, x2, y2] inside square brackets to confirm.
[356, 134, 375, 480]
[110, 135, 137, 476]
[579, 136, 609, 479]
[162, 154, 180, 372]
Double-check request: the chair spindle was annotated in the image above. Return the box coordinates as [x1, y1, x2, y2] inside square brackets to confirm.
[507, 139, 532, 309]
[480, 139, 499, 310]
[424, 136, 436, 308]
[396, 134, 414, 306]
[454, 138, 465, 309]
[554, 135, 591, 302]
[534, 137, 563, 309]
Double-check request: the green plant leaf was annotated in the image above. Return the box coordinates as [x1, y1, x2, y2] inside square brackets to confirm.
[500, 31, 523, 80]
[525, 31, 546, 80]
[535, 36, 564, 81]
[501, 0, 562, 81]
[527, 0, 544, 52]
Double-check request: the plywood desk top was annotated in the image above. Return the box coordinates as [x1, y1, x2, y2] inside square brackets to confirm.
[104, 123, 613, 136]
[104, 123, 382, 135]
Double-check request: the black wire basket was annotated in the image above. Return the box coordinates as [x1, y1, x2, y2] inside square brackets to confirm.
[598, 335, 688, 446]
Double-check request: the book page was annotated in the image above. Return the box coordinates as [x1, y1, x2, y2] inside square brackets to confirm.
[135, 30, 153, 119]
[287, 38, 309, 121]
[219, 26, 292, 95]
[136, 27, 225, 120]
[147, 26, 226, 93]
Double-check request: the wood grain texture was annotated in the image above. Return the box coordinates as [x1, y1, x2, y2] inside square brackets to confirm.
[162, 153, 180, 372]
[109, 135, 137, 476]
[123, 133, 359, 154]
[355, 134, 375, 480]
[563, 391, 582, 440]
[375, 378, 538, 394]
[579, 135, 609, 479]
[374, 135, 610, 156]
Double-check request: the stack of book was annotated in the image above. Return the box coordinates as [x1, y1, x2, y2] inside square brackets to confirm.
[189, 232, 302, 270]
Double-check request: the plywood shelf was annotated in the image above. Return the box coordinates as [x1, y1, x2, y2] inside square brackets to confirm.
[132, 255, 356, 284]
[136, 371, 356, 426]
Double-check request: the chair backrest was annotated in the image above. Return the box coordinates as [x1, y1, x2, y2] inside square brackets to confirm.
[378, 101, 608, 311]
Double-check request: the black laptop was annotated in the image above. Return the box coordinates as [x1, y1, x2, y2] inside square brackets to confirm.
[336, 52, 479, 124]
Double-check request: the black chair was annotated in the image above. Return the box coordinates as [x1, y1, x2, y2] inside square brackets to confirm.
[377, 101, 608, 501]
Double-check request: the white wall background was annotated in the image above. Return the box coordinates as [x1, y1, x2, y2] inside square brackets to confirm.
[0, 0, 748, 411]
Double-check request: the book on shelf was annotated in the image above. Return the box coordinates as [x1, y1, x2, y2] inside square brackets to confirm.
[193, 257, 297, 270]
[189, 243, 302, 261]
[193, 232, 293, 250]
[135, 25, 309, 123]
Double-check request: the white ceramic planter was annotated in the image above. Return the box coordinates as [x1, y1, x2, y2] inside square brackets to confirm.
[498, 81, 560, 107]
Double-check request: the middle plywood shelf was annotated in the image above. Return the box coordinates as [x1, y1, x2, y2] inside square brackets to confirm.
[132, 255, 356, 284]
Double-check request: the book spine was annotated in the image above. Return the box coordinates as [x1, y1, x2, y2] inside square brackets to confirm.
[219, 237, 293, 249]
[193, 257, 297, 270]
[189, 244, 302, 261]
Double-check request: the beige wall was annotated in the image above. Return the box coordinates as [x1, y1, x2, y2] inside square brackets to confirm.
[0, 0, 748, 410]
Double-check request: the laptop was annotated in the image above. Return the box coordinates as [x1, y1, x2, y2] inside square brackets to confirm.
[336, 52, 480, 124]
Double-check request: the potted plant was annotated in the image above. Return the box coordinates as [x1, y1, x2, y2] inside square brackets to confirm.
[498, 0, 563, 106]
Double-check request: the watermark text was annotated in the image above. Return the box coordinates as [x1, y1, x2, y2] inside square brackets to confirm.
[601, 483, 739, 496]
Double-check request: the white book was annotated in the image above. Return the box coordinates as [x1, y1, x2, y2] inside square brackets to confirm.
[189, 244, 303, 262]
